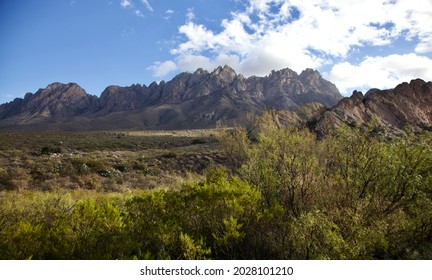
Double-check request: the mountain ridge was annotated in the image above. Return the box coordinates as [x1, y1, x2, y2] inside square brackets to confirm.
[2, 66, 431, 135]
[0, 65, 342, 130]
[313, 78, 432, 136]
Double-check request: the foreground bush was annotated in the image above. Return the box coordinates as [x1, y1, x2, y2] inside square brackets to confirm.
[0, 170, 261, 259]
[217, 117, 432, 259]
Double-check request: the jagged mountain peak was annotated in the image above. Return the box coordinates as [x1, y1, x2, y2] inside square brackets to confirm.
[193, 68, 209, 76]
[300, 68, 320, 76]
[46, 81, 79, 88]
[24, 82, 89, 105]
[210, 65, 238, 85]
[34, 82, 81, 95]
[269, 67, 298, 78]
[39, 82, 87, 97]
[212, 65, 236, 75]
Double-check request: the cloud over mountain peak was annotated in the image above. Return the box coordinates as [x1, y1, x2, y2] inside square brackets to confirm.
[148, 0, 432, 96]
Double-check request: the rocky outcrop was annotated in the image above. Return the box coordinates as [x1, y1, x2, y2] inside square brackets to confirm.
[314, 79, 432, 135]
[99, 84, 150, 113]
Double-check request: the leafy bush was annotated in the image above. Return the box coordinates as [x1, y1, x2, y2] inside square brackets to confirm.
[216, 115, 432, 259]
[216, 128, 250, 168]
[124, 168, 261, 259]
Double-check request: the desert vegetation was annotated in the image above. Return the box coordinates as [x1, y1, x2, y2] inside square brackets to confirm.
[1, 118, 432, 259]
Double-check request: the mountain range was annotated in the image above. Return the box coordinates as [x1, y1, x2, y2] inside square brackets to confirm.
[0, 65, 341, 130]
[0, 65, 431, 134]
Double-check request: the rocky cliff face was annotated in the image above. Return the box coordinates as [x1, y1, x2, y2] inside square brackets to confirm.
[314, 79, 432, 135]
[0, 66, 342, 130]
[99, 84, 150, 113]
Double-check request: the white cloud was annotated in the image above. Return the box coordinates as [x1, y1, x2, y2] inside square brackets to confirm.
[178, 53, 241, 74]
[325, 53, 432, 94]
[140, 0, 153, 12]
[416, 41, 432, 54]
[148, 0, 432, 92]
[121, 0, 152, 17]
[147, 61, 178, 77]
[186, 8, 195, 23]
[120, 0, 131, 9]
[164, 9, 174, 20]
[177, 55, 213, 72]
[134, 10, 144, 17]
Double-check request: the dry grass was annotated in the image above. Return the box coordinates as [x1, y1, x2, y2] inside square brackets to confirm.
[0, 129, 227, 192]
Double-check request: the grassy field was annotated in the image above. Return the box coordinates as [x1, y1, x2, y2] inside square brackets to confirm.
[0, 129, 227, 192]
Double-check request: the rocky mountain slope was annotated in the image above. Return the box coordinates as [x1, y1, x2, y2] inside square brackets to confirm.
[314, 79, 432, 135]
[0, 83, 98, 124]
[0, 66, 342, 130]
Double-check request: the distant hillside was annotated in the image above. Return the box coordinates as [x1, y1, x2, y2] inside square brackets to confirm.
[0, 65, 342, 131]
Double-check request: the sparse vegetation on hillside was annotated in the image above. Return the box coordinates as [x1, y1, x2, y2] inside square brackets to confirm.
[1, 122, 432, 259]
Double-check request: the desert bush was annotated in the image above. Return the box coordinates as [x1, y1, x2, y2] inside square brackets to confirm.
[114, 164, 129, 173]
[40, 145, 62, 155]
[3, 167, 32, 191]
[0, 168, 11, 190]
[216, 114, 432, 259]
[0, 191, 133, 259]
[124, 168, 261, 259]
[216, 128, 250, 169]
[161, 151, 178, 159]
[191, 138, 207, 145]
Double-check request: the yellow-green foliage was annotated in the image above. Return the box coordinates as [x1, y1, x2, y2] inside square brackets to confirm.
[217, 115, 432, 259]
[0, 170, 261, 259]
[1, 124, 432, 259]
[124, 168, 261, 259]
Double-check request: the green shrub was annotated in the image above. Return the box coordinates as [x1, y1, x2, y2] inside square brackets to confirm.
[161, 151, 178, 159]
[40, 146, 62, 155]
[114, 164, 129, 173]
[191, 138, 207, 145]
[124, 168, 261, 259]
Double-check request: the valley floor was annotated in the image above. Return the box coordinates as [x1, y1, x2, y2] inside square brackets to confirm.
[0, 129, 224, 192]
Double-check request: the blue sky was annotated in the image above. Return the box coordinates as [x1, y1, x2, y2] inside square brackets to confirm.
[1, 0, 431, 104]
